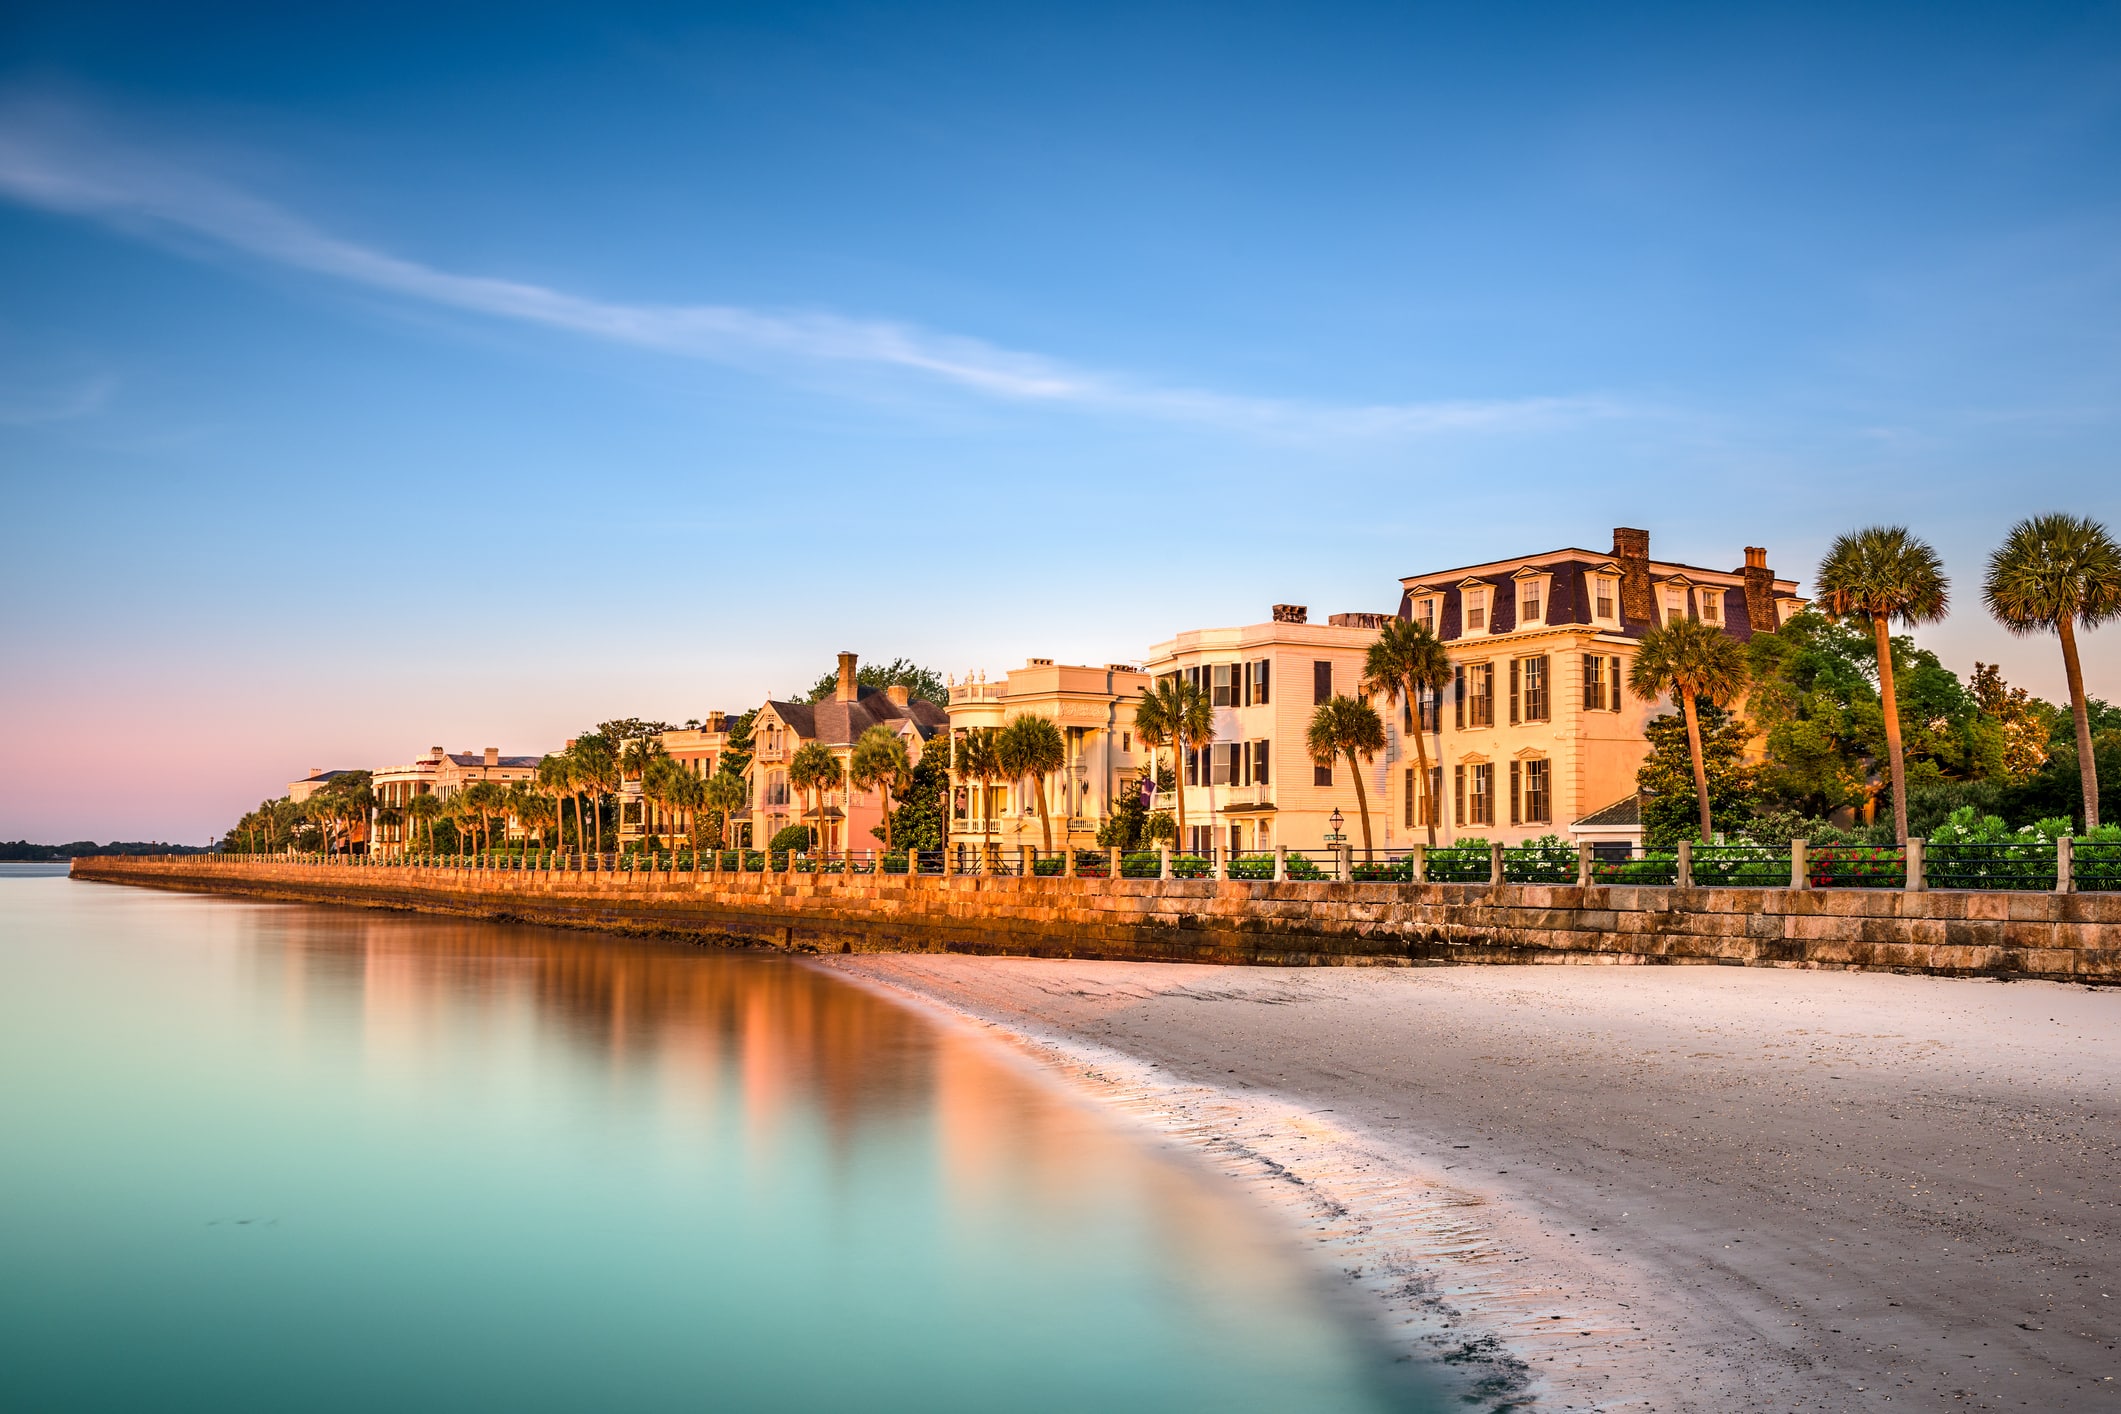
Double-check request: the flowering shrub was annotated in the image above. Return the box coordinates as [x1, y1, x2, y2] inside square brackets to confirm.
[1426, 840, 1492, 883]
[1503, 836, 1577, 884]
[1591, 851, 1679, 884]
[1808, 844, 1905, 888]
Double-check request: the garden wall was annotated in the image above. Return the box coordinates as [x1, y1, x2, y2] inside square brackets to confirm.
[68, 855, 2121, 980]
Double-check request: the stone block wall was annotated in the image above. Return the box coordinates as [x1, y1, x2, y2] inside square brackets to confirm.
[68, 856, 2121, 980]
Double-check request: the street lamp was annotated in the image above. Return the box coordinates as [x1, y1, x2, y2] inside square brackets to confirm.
[1325, 807, 1346, 845]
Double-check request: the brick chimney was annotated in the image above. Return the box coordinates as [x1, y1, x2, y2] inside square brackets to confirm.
[706, 711, 727, 733]
[429, 747, 446, 760]
[1740, 546, 1776, 632]
[836, 652, 859, 702]
[1612, 527, 1654, 623]
[1271, 604, 1308, 624]
[886, 684, 910, 706]
[483, 747, 499, 767]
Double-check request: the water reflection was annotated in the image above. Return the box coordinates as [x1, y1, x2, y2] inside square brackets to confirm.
[0, 881, 1432, 1412]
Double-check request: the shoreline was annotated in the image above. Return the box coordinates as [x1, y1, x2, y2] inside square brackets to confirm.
[823, 952, 2121, 1413]
[824, 955, 1738, 1413]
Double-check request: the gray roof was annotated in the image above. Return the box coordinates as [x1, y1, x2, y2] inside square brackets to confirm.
[1573, 794, 1645, 828]
[762, 687, 946, 747]
[447, 754, 542, 769]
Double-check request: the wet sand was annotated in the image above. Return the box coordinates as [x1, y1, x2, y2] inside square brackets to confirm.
[826, 955, 2121, 1412]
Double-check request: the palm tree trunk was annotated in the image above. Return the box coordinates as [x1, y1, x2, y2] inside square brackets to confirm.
[2059, 615, 2099, 831]
[1682, 689, 1712, 844]
[1347, 749, 1374, 858]
[1872, 614, 1910, 843]
[1171, 745, 1188, 852]
[1036, 774, 1053, 852]
[1411, 685, 1437, 849]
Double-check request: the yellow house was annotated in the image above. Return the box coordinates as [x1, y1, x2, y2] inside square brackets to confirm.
[943, 659, 1150, 856]
[1394, 527, 1804, 849]
[1140, 606, 1389, 857]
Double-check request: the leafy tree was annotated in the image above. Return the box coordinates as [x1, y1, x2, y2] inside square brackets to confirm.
[1361, 618, 1451, 847]
[1970, 663, 2055, 782]
[1097, 769, 1153, 850]
[768, 824, 813, 853]
[883, 735, 952, 852]
[1816, 526, 1951, 843]
[718, 708, 759, 780]
[703, 771, 748, 850]
[850, 725, 914, 850]
[1305, 694, 1385, 858]
[804, 657, 946, 706]
[1984, 513, 2121, 830]
[1637, 703, 1758, 848]
[996, 714, 1067, 852]
[569, 733, 620, 853]
[1629, 617, 1751, 843]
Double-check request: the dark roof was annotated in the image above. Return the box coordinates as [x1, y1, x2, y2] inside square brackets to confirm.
[1573, 794, 1644, 828]
[762, 686, 947, 747]
[446, 754, 542, 769]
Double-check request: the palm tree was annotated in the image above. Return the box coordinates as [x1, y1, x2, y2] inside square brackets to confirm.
[995, 714, 1067, 853]
[405, 791, 441, 855]
[1133, 677, 1213, 853]
[1627, 617, 1751, 844]
[1361, 618, 1453, 848]
[1984, 514, 2121, 831]
[572, 735, 620, 854]
[537, 753, 575, 853]
[1816, 526, 1950, 843]
[621, 736, 669, 846]
[788, 740, 842, 854]
[1306, 695, 1386, 858]
[955, 727, 1003, 865]
[704, 771, 748, 852]
[850, 725, 914, 852]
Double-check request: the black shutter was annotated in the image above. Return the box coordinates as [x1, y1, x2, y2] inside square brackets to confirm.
[1313, 660, 1332, 703]
[1454, 666, 1466, 730]
[1257, 659, 1270, 704]
[1509, 659, 1520, 725]
[1510, 760, 1521, 825]
[1254, 739, 1270, 785]
[1610, 656, 1623, 711]
[1454, 765, 1465, 825]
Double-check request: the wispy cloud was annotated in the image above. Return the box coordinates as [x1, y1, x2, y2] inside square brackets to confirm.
[0, 371, 114, 424]
[0, 94, 1622, 437]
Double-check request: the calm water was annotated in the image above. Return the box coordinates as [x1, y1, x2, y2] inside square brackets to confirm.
[0, 873, 1433, 1412]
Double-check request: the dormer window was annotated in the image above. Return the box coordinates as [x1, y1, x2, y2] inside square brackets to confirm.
[1520, 581, 1541, 624]
[1592, 574, 1617, 622]
[1664, 586, 1686, 623]
[1415, 596, 1437, 633]
[1700, 590, 1721, 624]
[1465, 587, 1489, 633]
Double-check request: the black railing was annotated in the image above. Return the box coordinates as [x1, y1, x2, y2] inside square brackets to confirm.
[1926, 842, 2055, 891]
[1691, 845, 1787, 888]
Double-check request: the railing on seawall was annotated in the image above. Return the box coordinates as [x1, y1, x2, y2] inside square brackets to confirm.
[84, 836, 2121, 896]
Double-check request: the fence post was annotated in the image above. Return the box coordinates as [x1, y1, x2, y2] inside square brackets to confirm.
[2057, 835, 2075, 895]
[1411, 843, 1427, 886]
[1063, 846, 1076, 878]
[1214, 843, 1227, 881]
[942, 843, 954, 877]
[1790, 839, 1809, 890]
[1109, 846, 1121, 881]
[1019, 846, 1032, 878]
[1273, 844, 1287, 881]
[1676, 839, 1693, 889]
[1905, 837, 1926, 893]
[1339, 844, 1353, 883]
[1487, 841, 1503, 887]
[1576, 841, 1593, 887]
[1159, 846, 1172, 880]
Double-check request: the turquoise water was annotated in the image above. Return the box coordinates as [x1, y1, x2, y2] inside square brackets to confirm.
[0, 873, 1432, 1412]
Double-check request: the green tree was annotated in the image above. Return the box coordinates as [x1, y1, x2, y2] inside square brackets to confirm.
[570, 733, 620, 853]
[1132, 677, 1212, 851]
[996, 714, 1067, 852]
[884, 735, 952, 852]
[1361, 618, 1452, 847]
[1628, 617, 1751, 844]
[1305, 694, 1385, 858]
[788, 741, 842, 854]
[703, 770, 748, 850]
[955, 727, 1003, 860]
[405, 791, 442, 854]
[850, 725, 914, 851]
[805, 656, 947, 706]
[1637, 703, 1758, 848]
[1816, 526, 1951, 843]
[718, 708, 759, 780]
[1984, 513, 2121, 831]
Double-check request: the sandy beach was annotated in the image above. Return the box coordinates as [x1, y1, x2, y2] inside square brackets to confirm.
[826, 955, 2121, 1412]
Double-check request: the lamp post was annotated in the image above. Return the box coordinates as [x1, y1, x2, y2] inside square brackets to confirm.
[1324, 807, 1346, 845]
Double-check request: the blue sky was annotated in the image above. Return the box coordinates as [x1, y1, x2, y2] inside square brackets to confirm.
[3, 1, 2119, 840]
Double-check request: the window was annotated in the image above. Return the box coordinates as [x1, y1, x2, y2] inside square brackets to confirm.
[1185, 747, 1200, 787]
[1186, 665, 1203, 693]
[1415, 597, 1437, 632]
[1453, 764, 1465, 826]
[1402, 767, 1438, 828]
[1465, 587, 1488, 632]
[1212, 663, 1235, 707]
[1664, 587, 1686, 623]
[1519, 580, 1543, 625]
[1252, 739, 1270, 785]
[1314, 760, 1333, 786]
[1594, 577, 1616, 621]
[1467, 663, 1494, 728]
[1418, 685, 1440, 733]
[1525, 758, 1550, 824]
[1313, 660, 1333, 703]
[1700, 590, 1721, 624]
[1245, 659, 1270, 705]
[1512, 655, 1548, 722]
[1469, 764, 1494, 825]
[1121, 731, 1131, 753]
[1583, 653, 1607, 712]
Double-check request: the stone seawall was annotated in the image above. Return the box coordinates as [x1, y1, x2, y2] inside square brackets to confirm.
[68, 855, 2121, 980]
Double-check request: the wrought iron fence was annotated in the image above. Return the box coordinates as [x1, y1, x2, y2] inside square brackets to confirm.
[1503, 843, 1578, 884]
[1926, 842, 2055, 891]
[1808, 844, 1905, 889]
[2076, 842, 2121, 892]
[1426, 846, 1493, 884]
[1590, 848, 1678, 886]
[1691, 844, 1787, 887]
